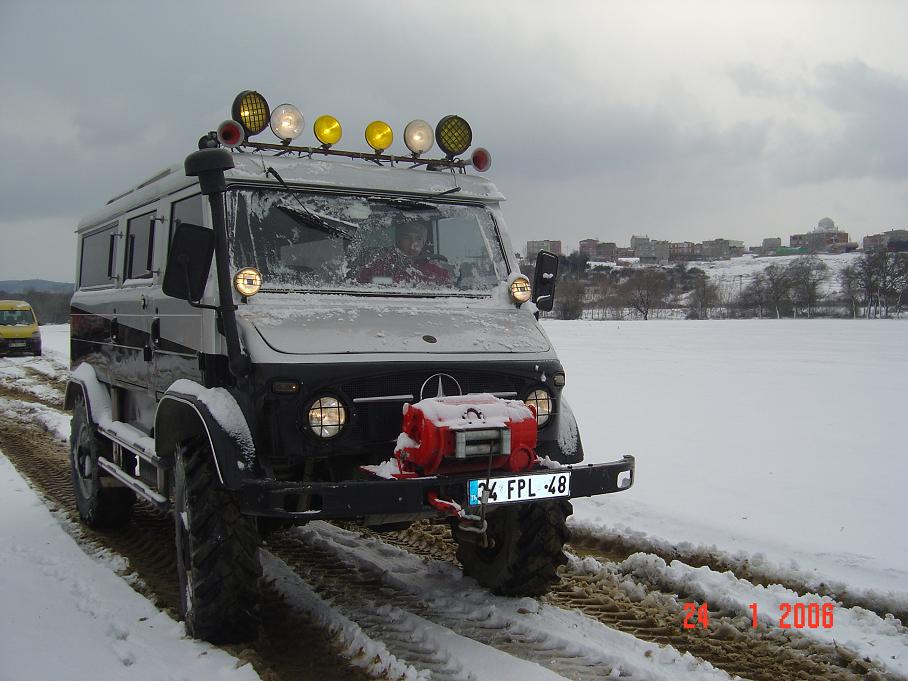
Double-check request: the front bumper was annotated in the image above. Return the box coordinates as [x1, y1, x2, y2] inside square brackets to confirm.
[238, 455, 635, 520]
[0, 337, 40, 354]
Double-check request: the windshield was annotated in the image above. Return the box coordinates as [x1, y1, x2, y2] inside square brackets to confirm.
[0, 309, 34, 325]
[228, 188, 509, 294]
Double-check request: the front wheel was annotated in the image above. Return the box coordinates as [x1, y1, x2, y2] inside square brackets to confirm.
[174, 438, 261, 643]
[454, 499, 571, 596]
[70, 394, 134, 528]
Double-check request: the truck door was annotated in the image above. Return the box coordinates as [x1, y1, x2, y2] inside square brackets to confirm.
[116, 208, 159, 394]
[148, 192, 207, 397]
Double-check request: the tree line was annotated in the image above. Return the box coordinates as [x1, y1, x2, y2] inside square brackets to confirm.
[0, 289, 72, 324]
[544, 252, 908, 320]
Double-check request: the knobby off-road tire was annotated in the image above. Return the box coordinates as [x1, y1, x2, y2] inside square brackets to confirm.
[174, 438, 262, 643]
[70, 394, 134, 528]
[455, 499, 571, 596]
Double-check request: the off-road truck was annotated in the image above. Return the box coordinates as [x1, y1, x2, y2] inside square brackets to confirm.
[66, 91, 635, 642]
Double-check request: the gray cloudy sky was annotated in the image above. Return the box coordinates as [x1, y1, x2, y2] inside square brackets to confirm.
[2, 0, 908, 280]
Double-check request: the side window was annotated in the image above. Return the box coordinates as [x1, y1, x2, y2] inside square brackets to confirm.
[79, 224, 116, 288]
[170, 194, 205, 251]
[125, 211, 156, 280]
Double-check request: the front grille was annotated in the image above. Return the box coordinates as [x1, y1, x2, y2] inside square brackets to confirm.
[342, 370, 522, 401]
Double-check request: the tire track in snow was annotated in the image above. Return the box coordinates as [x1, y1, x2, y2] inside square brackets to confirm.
[270, 522, 733, 681]
[0, 413, 373, 681]
[568, 521, 908, 625]
[360, 520, 900, 681]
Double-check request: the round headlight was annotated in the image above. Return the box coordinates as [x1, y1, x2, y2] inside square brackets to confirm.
[232, 90, 270, 136]
[314, 114, 343, 147]
[308, 396, 347, 438]
[404, 119, 434, 156]
[510, 276, 532, 304]
[435, 115, 472, 157]
[365, 120, 393, 153]
[524, 388, 552, 427]
[269, 103, 305, 142]
[234, 267, 262, 297]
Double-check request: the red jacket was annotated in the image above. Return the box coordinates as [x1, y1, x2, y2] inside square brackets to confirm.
[357, 249, 452, 286]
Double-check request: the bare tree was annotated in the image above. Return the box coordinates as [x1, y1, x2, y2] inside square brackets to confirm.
[786, 256, 829, 318]
[622, 269, 667, 320]
[761, 263, 791, 319]
[555, 278, 585, 320]
[688, 276, 719, 319]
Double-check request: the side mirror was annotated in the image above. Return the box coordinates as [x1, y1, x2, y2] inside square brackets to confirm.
[163, 223, 215, 302]
[532, 250, 559, 312]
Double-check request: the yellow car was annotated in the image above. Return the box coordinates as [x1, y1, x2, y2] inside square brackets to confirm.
[0, 300, 41, 356]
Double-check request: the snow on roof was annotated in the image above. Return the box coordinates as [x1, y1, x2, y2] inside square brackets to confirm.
[78, 152, 504, 231]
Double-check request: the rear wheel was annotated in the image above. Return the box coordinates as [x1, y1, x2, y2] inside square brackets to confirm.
[454, 499, 571, 596]
[70, 394, 134, 528]
[174, 438, 261, 643]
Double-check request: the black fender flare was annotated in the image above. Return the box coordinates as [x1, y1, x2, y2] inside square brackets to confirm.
[155, 385, 258, 490]
[65, 363, 111, 425]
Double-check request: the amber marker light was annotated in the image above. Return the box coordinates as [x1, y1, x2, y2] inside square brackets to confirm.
[510, 275, 532, 304]
[232, 90, 270, 136]
[234, 267, 262, 297]
[365, 120, 393, 153]
[314, 114, 343, 147]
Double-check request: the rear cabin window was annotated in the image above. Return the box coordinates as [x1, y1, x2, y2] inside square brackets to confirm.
[125, 211, 156, 280]
[170, 194, 205, 249]
[79, 225, 116, 288]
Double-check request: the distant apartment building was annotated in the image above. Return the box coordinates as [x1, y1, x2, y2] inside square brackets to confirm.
[761, 237, 782, 254]
[790, 230, 850, 252]
[670, 241, 701, 261]
[701, 238, 732, 259]
[579, 239, 600, 257]
[594, 242, 617, 261]
[863, 229, 908, 252]
[526, 240, 562, 257]
[630, 235, 650, 251]
[790, 218, 850, 253]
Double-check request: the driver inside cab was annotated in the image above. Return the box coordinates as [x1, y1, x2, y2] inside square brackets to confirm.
[357, 220, 452, 286]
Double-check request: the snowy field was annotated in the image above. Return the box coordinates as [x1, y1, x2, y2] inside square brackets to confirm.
[550, 319, 908, 606]
[1, 321, 907, 680]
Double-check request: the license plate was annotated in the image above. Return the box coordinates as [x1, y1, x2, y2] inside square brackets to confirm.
[468, 471, 571, 506]
[9, 341, 25, 347]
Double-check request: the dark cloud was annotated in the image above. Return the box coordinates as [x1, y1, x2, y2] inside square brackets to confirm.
[767, 60, 908, 184]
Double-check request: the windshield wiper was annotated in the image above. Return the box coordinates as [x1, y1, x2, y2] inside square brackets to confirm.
[367, 197, 440, 211]
[266, 166, 354, 240]
[276, 205, 353, 240]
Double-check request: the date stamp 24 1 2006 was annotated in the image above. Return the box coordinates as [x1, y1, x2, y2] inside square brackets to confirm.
[682, 602, 835, 630]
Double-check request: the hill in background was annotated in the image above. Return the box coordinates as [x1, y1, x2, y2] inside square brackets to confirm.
[0, 279, 74, 294]
[0, 281, 73, 324]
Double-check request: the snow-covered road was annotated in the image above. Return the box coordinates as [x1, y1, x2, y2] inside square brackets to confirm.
[0, 323, 906, 681]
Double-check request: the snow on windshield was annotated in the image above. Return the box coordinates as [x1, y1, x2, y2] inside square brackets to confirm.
[227, 189, 508, 294]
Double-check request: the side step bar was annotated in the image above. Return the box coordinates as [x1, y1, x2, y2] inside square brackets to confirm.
[97, 456, 171, 513]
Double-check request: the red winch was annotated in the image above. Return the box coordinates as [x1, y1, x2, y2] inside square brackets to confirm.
[395, 394, 538, 475]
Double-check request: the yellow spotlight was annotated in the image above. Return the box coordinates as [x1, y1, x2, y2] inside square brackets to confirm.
[435, 115, 472, 157]
[314, 114, 343, 147]
[232, 90, 270, 136]
[365, 120, 393, 153]
[234, 267, 262, 297]
[510, 276, 532, 304]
